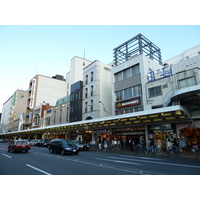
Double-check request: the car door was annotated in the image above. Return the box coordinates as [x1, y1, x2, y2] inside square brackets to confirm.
[57, 141, 63, 153]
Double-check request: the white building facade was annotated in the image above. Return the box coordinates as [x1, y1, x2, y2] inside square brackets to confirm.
[25, 74, 67, 130]
[82, 60, 113, 121]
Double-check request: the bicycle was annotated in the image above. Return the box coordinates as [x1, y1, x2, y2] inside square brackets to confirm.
[133, 145, 146, 153]
[167, 145, 179, 156]
[145, 145, 162, 155]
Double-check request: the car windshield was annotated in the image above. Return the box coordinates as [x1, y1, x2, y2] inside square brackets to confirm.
[64, 140, 76, 147]
[16, 141, 28, 145]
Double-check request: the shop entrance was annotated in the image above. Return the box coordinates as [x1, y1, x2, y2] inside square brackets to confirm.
[179, 127, 200, 147]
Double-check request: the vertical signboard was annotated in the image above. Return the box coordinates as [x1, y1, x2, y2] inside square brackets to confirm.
[30, 78, 36, 109]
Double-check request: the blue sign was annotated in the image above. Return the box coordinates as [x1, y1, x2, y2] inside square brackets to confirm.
[147, 66, 172, 82]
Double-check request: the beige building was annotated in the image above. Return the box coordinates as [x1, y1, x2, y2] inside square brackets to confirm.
[25, 74, 67, 130]
[0, 89, 28, 133]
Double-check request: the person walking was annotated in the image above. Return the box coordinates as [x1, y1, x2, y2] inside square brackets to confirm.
[129, 138, 134, 151]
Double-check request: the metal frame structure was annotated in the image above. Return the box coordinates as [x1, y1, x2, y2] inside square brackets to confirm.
[113, 33, 162, 66]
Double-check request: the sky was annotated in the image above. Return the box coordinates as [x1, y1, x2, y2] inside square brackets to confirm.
[0, 25, 200, 111]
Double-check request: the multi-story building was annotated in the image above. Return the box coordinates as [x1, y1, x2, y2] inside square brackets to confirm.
[70, 81, 83, 123]
[25, 74, 67, 130]
[0, 89, 28, 133]
[82, 60, 113, 120]
[66, 56, 92, 96]
[32, 103, 52, 128]
[81, 60, 113, 142]
[111, 34, 162, 116]
[52, 95, 70, 125]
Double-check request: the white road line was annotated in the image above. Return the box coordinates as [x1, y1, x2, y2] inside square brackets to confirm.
[110, 155, 200, 169]
[2, 153, 11, 158]
[95, 157, 142, 165]
[26, 164, 52, 175]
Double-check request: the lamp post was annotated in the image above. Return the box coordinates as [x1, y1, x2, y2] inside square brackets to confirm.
[99, 100, 109, 116]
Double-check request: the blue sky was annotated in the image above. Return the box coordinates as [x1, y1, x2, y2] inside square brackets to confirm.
[0, 25, 200, 111]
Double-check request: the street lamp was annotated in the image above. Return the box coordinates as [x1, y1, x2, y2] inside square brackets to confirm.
[99, 100, 109, 116]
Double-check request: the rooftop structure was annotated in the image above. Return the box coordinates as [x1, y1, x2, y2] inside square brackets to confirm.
[113, 33, 162, 66]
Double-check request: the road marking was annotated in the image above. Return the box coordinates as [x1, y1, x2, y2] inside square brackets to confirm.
[2, 153, 11, 158]
[95, 157, 142, 165]
[26, 164, 52, 175]
[110, 155, 200, 169]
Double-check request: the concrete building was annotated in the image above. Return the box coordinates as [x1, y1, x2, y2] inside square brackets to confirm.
[0, 89, 28, 133]
[111, 34, 162, 116]
[82, 60, 113, 120]
[25, 74, 67, 130]
[66, 56, 92, 96]
[70, 81, 83, 123]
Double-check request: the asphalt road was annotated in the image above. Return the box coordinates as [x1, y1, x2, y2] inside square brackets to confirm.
[0, 143, 200, 175]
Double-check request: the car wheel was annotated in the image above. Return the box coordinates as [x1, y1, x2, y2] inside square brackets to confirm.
[8, 148, 10, 152]
[25, 150, 28, 153]
[61, 150, 65, 155]
[49, 148, 54, 153]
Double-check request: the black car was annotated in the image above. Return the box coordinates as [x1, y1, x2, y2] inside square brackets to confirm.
[37, 139, 49, 147]
[48, 139, 79, 155]
[72, 140, 89, 151]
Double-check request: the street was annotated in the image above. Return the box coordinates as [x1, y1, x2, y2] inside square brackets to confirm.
[0, 143, 200, 175]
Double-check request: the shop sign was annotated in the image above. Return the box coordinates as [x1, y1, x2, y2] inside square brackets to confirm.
[30, 78, 36, 109]
[116, 97, 140, 109]
[147, 66, 172, 82]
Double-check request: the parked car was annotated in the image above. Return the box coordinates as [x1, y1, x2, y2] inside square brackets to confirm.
[8, 140, 31, 153]
[37, 139, 49, 147]
[72, 140, 89, 151]
[48, 139, 79, 155]
[29, 139, 38, 146]
[0, 139, 6, 143]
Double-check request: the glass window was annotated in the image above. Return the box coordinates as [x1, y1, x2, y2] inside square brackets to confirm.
[178, 76, 196, 89]
[91, 72, 94, 82]
[134, 85, 141, 97]
[85, 102, 87, 113]
[85, 88, 88, 98]
[149, 86, 162, 97]
[132, 64, 140, 76]
[91, 85, 93, 96]
[124, 87, 133, 99]
[85, 75, 88, 85]
[115, 71, 123, 82]
[116, 90, 123, 101]
[123, 68, 132, 79]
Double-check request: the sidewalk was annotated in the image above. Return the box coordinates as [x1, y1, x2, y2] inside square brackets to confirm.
[90, 146, 200, 159]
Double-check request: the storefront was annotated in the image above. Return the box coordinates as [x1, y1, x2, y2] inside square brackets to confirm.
[148, 124, 176, 148]
[179, 126, 200, 147]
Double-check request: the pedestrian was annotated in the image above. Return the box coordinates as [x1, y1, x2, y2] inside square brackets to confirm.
[120, 137, 123, 150]
[165, 136, 169, 150]
[157, 138, 162, 148]
[129, 138, 134, 151]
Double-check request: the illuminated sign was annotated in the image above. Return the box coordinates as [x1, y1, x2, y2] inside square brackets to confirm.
[116, 97, 140, 109]
[147, 66, 172, 82]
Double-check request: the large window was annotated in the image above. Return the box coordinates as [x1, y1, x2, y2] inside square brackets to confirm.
[134, 85, 141, 96]
[124, 87, 133, 99]
[116, 85, 141, 101]
[116, 90, 123, 101]
[178, 76, 196, 89]
[115, 64, 140, 82]
[149, 86, 162, 97]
